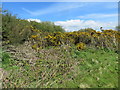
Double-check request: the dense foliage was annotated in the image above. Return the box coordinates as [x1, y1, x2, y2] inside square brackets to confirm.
[30, 21, 65, 33]
[31, 28, 120, 51]
[2, 10, 65, 44]
[2, 10, 120, 52]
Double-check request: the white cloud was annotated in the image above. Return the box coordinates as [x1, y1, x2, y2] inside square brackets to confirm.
[54, 19, 117, 32]
[78, 13, 117, 19]
[27, 18, 41, 23]
[26, 18, 117, 32]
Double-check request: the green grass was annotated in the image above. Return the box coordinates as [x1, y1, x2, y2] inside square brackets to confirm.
[2, 52, 20, 70]
[2, 47, 118, 88]
[71, 48, 118, 88]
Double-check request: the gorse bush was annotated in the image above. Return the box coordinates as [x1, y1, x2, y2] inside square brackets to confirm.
[31, 28, 119, 51]
[2, 10, 32, 44]
[30, 21, 65, 33]
[2, 10, 65, 45]
[76, 42, 86, 50]
[2, 10, 120, 51]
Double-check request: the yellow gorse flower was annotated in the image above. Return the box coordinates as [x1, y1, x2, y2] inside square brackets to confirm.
[31, 35, 39, 38]
[76, 42, 86, 50]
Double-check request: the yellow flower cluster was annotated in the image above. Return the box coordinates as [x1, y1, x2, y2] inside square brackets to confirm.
[31, 35, 39, 38]
[76, 42, 86, 50]
[30, 29, 120, 51]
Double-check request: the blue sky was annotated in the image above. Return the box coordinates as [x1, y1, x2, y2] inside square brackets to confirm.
[2, 2, 118, 31]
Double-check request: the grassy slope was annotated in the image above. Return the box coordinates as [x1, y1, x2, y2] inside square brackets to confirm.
[2, 47, 118, 88]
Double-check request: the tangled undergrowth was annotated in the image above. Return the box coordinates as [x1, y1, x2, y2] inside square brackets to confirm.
[2, 47, 118, 88]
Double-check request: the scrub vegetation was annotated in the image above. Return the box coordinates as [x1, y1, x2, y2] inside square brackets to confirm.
[1, 10, 119, 88]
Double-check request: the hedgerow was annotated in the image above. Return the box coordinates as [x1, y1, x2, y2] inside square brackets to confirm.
[31, 28, 119, 51]
[2, 10, 120, 51]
